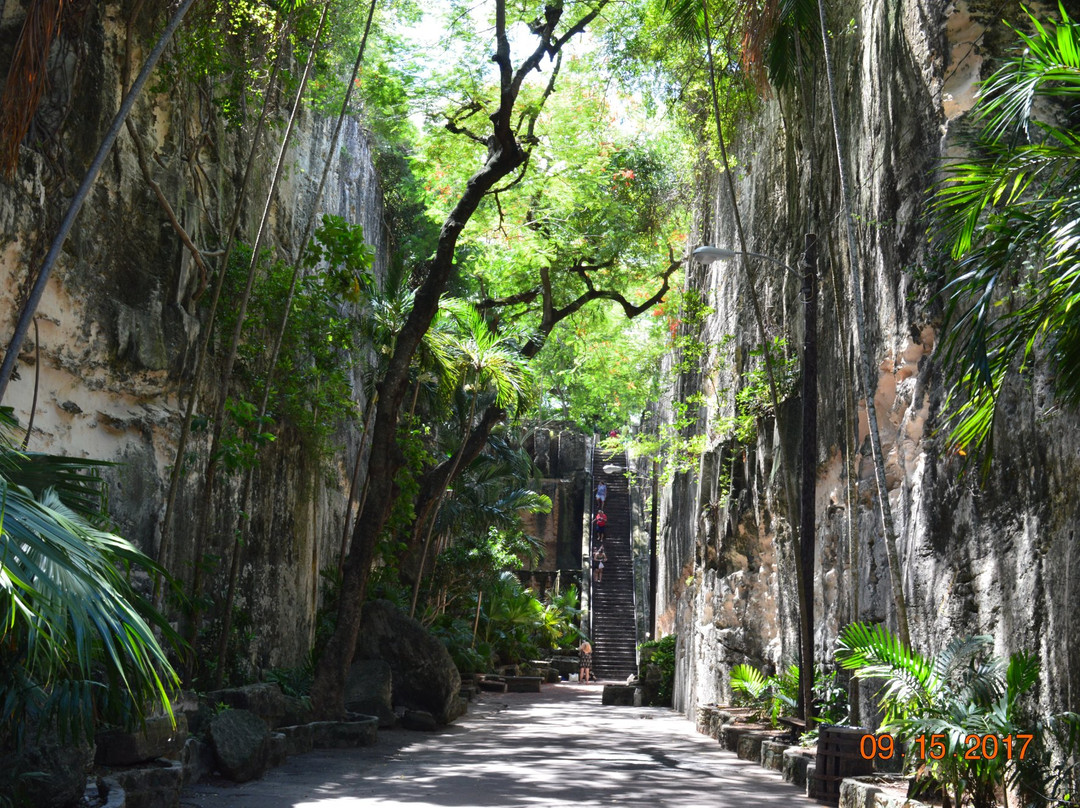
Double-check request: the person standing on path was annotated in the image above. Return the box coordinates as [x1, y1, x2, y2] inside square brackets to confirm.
[579, 640, 593, 683]
[595, 481, 607, 509]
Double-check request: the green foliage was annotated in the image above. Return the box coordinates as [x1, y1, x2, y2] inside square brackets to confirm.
[639, 633, 677, 705]
[264, 661, 315, 699]
[729, 661, 848, 736]
[729, 662, 799, 726]
[933, 4, 1080, 468]
[532, 305, 668, 432]
[0, 410, 180, 749]
[835, 622, 1080, 808]
[193, 606, 256, 690]
[214, 217, 374, 458]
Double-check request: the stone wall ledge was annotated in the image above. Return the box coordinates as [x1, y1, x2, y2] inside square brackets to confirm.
[839, 776, 932, 808]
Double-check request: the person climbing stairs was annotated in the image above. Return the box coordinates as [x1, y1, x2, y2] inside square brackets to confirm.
[588, 445, 638, 681]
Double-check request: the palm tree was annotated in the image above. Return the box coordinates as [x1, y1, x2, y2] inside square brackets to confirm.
[934, 4, 1080, 467]
[836, 622, 1080, 808]
[409, 300, 535, 617]
[0, 410, 179, 745]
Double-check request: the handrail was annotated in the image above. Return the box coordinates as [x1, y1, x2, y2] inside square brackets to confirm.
[584, 433, 595, 650]
[625, 449, 642, 670]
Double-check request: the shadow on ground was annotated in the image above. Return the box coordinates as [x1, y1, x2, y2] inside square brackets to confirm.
[181, 684, 819, 807]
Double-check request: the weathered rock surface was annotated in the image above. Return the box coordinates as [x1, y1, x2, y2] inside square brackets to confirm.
[646, 0, 1080, 731]
[344, 659, 395, 727]
[0, 734, 94, 808]
[205, 684, 287, 729]
[353, 599, 462, 724]
[108, 759, 183, 808]
[95, 714, 188, 766]
[208, 709, 269, 783]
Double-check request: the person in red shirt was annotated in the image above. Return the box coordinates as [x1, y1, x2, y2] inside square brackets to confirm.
[593, 509, 607, 542]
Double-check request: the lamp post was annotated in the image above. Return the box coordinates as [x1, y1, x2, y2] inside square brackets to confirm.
[693, 233, 818, 722]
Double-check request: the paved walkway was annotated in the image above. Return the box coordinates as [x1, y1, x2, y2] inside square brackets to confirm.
[181, 683, 820, 807]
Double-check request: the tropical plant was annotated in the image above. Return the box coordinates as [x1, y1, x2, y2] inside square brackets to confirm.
[0, 410, 180, 747]
[639, 633, 677, 706]
[835, 622, 1080, 808]
[730, 662, 799, 726]
[934, 4, 1080, 468]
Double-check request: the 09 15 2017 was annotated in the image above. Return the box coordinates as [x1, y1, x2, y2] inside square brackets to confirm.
[859, 733, 1033, 761]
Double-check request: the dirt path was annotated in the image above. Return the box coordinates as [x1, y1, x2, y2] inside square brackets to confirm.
[180, 682, 819, 807]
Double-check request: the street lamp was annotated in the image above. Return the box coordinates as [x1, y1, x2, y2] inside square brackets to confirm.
[693, 234, 819, 722]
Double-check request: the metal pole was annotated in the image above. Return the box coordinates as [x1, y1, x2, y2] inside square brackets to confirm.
[798, 233, 819, 722]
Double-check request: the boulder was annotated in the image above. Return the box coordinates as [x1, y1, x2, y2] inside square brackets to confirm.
[344, 659, 395, 728]
[601, 684, 640, 706]
[353, 600, 462, 724]
[1, 733, 94, 808]
[96, 713, 188, 766]
[208, 709, 269, 783]
[205, 684, 287, 729]
[277, 724, 313, 757]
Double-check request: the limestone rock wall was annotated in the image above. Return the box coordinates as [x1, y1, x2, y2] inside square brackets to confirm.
[0, 5, 387, 668]
[657, 0, 1080, 720]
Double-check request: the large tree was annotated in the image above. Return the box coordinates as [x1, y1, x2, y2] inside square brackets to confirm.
[310, 0, 611, 716]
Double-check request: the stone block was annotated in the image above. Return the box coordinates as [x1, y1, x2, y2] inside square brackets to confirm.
[268, 733, 287, 768]
[309, 717, 378, 748]
[477, 679, 507, 693]
[110, 759, 183, 808]
[782, 746, 814, 787]
[601, 684, 637, 706]
[838, 776, 932, 808]
[277, 724, 313, 757]
[209, 709, 270, 783]
[504, 676, 542, 693]
[737, 732, 766, 762]
[761, 740, 787, 771]
[96, 714, 188, 766]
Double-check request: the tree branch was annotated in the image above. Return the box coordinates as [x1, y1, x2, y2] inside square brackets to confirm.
[475, 287, 542, 310]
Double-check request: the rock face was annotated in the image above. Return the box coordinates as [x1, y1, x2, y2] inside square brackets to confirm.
[354, 599, 462, 724]
[208, 709, 270, 783]
[0, 0, 388, 672]
[650, 0, 1080, 727]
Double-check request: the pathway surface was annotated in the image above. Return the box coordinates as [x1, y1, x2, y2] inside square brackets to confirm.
[181, 683, 820, 808]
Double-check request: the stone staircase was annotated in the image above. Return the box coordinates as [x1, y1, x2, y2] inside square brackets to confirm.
[589, 446, 637, 681]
